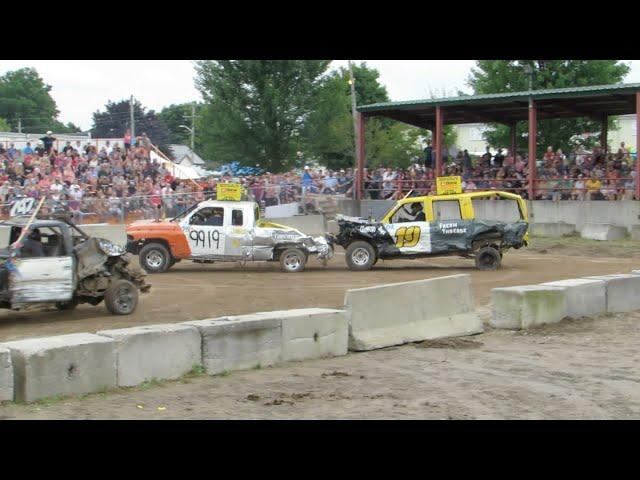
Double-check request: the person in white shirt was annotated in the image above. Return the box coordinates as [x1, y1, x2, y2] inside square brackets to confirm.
[573, 175, 585, 200]
[49, 179, 64, 201]
[382, 168, 396, 199]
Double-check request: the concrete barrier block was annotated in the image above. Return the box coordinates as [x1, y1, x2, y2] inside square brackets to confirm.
[326, 220, 339, 235]
[541, 278, 606, 318]
[184, 315, 282, 375]
[630, 225, 640, 241]
[344, 274, 483, 351]
[0, 347, 13, 402]
[97, 324, 201, 387]
[279, 308, 348, 361]
[267, 215, 327, 236]
[0, 333, 116, 403]
[585, 274, 640, 312]
[631, 270, 640, 275]
[78, 223, 127, 246]
[490, 285, 567, 330]
[530, 222, 576, 237]
[580, 223, 628, 241]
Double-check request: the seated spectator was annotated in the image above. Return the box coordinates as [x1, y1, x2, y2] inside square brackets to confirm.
[585, 172, 602, 200]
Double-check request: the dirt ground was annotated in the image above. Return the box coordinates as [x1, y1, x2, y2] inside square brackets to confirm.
[2, 309, 639, 420]
[0, 237, 638, 419]
[0, 238, 637, 342]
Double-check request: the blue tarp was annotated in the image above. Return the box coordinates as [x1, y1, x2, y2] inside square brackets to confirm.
[218, 161, 264, 177]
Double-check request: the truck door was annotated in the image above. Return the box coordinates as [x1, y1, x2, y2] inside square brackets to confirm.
[223, 206, 252, 260]
[430, 198, 472, 253]
[180, 206, 226, 258]
[10, 226, 74, 305]
[383, 199, 431, 254]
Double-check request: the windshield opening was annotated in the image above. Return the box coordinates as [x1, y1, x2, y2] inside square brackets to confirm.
[170, 202, 199, 222]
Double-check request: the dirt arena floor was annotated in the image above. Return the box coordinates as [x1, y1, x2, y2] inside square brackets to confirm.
[0, 237, 637, 342]
[0, 236, 638, 419]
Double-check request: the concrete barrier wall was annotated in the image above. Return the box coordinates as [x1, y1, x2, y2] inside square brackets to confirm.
[344, 274, 483, 351]
[0, 347, 12, 402]
[490, 285, 567, 330]
[184, 315, 283, 375]
[0, 333, 116, 403]
[78, 224, 127, 246]
[581, 224, 628, 241]
[279, 308, 348, 362]
[185, 308, 348, 375]
[492, 272, 640, 329]
[540, 279, 606, 318]
[267, 215, 327, 236]
[332, 200, 640, 233]
[529, 222, 576, 237]
[585, 274, 640, 312]
[97, 324, 201, 387]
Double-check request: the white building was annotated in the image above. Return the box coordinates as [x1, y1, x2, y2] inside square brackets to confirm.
[453, 115, 637, 154]
[167, 144, 206, 168]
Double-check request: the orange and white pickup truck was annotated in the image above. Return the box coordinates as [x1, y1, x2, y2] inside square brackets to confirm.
[126, 200, 333, 273]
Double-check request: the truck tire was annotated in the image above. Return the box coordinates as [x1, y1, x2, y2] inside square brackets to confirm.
[279, 248, 307, 273]
[345, 241, 376, 271]
[139, 243, 171, 273]
[475, 246, 502, 270]
[105, 279, 139, 315]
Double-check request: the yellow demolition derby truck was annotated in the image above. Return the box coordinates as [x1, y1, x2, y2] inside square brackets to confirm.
[333, 177, 530, 271]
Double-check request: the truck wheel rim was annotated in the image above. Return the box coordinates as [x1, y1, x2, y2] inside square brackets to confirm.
[115, 285, 134, 312]
[146, 251, 164, 268]
[352, 248, 370, 266]
[284, 252, 301, 270]
[480, 252, 495, 267]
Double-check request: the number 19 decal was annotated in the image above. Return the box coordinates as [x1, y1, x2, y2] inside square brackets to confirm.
[395, 226, 421, 247]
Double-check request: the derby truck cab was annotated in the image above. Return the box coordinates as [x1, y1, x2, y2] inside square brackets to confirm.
[0, 216, 149, 314]
[126, 199, 333, 274]
[333, 187, 529, 271]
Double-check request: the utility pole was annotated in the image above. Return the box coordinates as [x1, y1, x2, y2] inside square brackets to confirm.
[130, 95, 135, 139]
[348, 60, 359, 169]
[17, 118, 22, 134]
[190, 103, 195, 151]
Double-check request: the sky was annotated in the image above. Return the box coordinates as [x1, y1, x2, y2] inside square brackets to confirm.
[2, 60, 640, 131]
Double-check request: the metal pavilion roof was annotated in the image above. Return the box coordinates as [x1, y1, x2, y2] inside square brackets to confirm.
[357, 82, 640, 128]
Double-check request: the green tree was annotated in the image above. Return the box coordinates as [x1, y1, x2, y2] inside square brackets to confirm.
[304, 62, 424, 170]
[195, 60, 330, 172]
[467, 60, 631, 154]
[0, 117, 10, 131]
[92, 99, 172, 155]
[0, 67, 60, 133]
[158, 103, 202, 146]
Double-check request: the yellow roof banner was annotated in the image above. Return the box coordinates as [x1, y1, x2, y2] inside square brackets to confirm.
[217, 183, 243, 201]
[436, 176, 462, 195]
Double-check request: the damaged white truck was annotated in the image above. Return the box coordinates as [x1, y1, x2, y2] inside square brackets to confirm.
[126, 200, 334, 273]
[0, 216, 150, 315]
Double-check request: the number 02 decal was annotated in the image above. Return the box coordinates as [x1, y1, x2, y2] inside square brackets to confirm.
[395, 226, 421, 247]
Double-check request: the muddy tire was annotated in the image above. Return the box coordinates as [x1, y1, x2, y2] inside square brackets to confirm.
[55, 298, 78, 311]
[475, 246, 502, 270]
[345, 241, 376, 271]
[105, 279, 139, 315]
[139, 243, 171, 273]
[279, 248, 307, 273]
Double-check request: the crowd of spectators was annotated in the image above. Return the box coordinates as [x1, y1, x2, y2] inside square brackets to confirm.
[0, 130, 208, 222]
[1, 130, 638, 224]
[364, 141, 637, 200]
